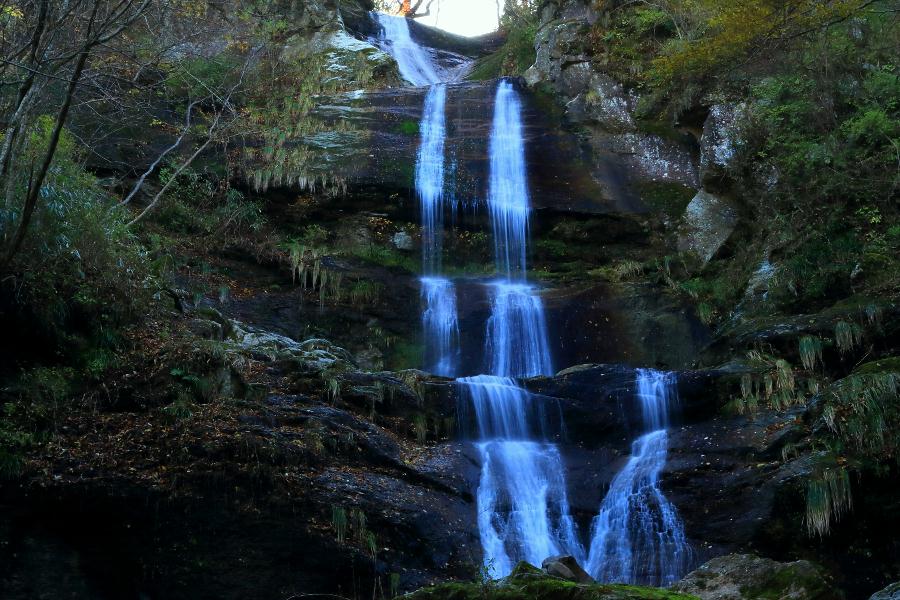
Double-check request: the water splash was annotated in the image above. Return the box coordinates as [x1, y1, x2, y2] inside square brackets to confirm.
[421, 276, 459, 377]
[484, 281, 552, 378]
[461, 376, 583, 578]
[586, 369, 691, 586]
[487, 80, 530, 278]
[373, 13, 440, 86]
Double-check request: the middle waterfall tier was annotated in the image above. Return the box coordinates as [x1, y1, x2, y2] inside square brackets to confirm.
[484, 281, 552, 378]
[420, 276, 459, 377]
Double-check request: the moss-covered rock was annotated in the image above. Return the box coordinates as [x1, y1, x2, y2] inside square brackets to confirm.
[672, 554, 840, 600]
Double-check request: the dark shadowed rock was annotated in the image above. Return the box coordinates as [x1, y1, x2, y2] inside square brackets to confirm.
[542, 555, 595, 583]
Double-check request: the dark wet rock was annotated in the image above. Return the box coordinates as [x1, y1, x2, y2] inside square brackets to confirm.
[542, 555, 595, 583]
[672, 554, 840, 600]
[870, 583, 900, 600]
[677, 191, 740, 265]
[293, 80, 638, 215]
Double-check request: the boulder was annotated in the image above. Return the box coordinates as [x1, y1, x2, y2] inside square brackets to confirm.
[564, 72, 636, 132]
[672, 554, 840, 600]
[700, 104, 744, 186]
[542, 555, 595, 583]
[677, 190, 739, 265]
[870, 583, 900, 600]
[392, 229, 414, 251]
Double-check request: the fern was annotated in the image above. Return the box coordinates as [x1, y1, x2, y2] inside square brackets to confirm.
[612, 259, 643, 281]
[798, 335, 823, 371]
[834, 320, 863, 354]
[331, 506, 348, 543]
[806, 466, 852, 537]
[825, 372, 899, 455]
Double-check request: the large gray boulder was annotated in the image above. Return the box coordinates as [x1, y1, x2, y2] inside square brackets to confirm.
[700, 104, 744, 186]
[672, 554, 840, 600]
[677, 190, 740, 264]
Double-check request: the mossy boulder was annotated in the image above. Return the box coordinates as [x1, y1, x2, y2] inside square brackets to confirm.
[672, 554, 840, 600]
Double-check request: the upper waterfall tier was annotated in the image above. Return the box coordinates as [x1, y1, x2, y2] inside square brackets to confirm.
[373, 13, 442, 86]
[487, 80, 531, 278]
[416, 84, 448, 274]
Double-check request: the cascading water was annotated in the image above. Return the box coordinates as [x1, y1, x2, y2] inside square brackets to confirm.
[417, 84, 448, 275]
[465, 80, 574, 578]
[484, 281, 552, 378]
[373, 13, 440, 86]
[486, 81, 530, 279]
[415, 83, 459, 376]
[373, 19, 689, 576]
[420, 276, 458, 377]
[481, 80, 552, 379]
[585, 369, 691, 586]
[461, 375, 583, 578]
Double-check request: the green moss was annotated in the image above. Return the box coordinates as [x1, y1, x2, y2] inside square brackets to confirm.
[398, 120, 419, 135]
[468, 24, 537, 81]
[740, 563, 832, 600]
[388, 340, 424, 371]
[404, 577, 700, 600]
[853, 356, 900, 375]
[636, 182, 696, 217]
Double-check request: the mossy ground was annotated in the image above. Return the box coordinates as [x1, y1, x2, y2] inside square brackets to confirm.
[406, 576, 698, 600]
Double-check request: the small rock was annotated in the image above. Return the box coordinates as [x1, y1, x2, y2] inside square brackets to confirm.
[541, 555, 594, 584]
[392, 230, 414, 251]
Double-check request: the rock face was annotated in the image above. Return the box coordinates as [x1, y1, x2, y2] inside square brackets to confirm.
[672, 554, 840, 600]
[677, 191, 740, 264]
[292, 80, 638, 214]
[699, 104, 744, 187]
[525, 0, 699, 206]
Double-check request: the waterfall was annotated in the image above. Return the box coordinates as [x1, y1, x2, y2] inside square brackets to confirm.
[417, 84, 447, 274]
[481, 80, 552, 379]
[420, 276, 458, 377]
[465, 80, 574, 579]
[373, 13, 440, 87]
[484, 281, 552, 378]
[487, 80, 530, 279]
[461, 376, 584, 577]
[585, 369, 691, 586]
